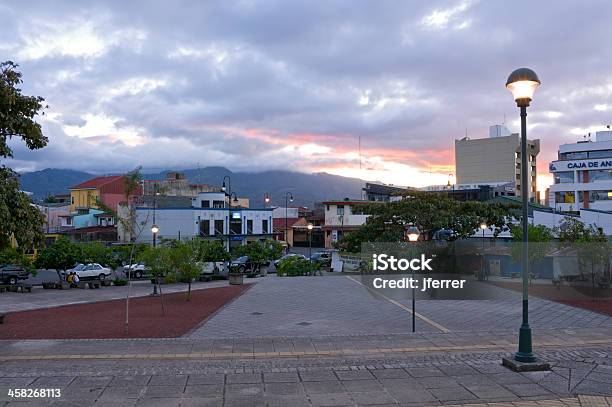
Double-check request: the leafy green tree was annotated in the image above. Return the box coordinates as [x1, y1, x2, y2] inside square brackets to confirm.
[35, 236, 79, 282]
[339, 193, 513, 253]
[555, 217, 609, 284]
[191, 239, 229, 262]
[233, 240, 284, 273]
[0, 247, 35, 273]
[167, 241, 201, 300]
[0, 61, 48, 252]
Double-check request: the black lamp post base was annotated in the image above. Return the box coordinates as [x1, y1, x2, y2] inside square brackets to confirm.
[502, 357, 550, 372]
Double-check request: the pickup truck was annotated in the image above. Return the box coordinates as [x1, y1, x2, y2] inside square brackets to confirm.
[0, 264, 30, 285]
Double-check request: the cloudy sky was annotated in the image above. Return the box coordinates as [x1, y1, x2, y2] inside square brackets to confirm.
[3, 0, 612, 191]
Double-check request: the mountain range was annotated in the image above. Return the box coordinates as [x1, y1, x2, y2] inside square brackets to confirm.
[18, 167, 366, 208]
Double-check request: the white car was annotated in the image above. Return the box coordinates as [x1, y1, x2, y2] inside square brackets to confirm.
[124, 263, 150, 279]
[65, 263, 112, 280]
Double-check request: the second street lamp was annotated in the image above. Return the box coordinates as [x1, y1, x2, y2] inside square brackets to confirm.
[406, 224, 420, 332]
[505, 67, 543, 367]
[307, 223, 314, 259]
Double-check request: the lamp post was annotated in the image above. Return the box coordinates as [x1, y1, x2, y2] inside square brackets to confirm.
[229, 192, 239, 208]
[506, 67, 541, 364]
[151, 191, 159, 248]
[307, 223, 314, 259]
[285, 192, 293, 249]
[406, 224, 420, 333]
[264, 193, 270, 208]
[221, 176, 231, 208]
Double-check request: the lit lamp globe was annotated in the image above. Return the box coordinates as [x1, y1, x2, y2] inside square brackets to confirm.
[151, 224, 159, 234]
[480, 223, 487, 230]
[505, 68, 540, 107]
[307, 223, 314, 231]
[406, 225, 420, 242]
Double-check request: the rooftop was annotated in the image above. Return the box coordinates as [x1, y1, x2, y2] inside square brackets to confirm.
[70, 175, 124, 190]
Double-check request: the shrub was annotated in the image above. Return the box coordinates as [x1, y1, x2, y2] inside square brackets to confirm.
[113, 278, 128, 286]
[277, 256, 317, 277]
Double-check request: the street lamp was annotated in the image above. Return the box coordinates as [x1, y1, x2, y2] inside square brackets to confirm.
[150, 223, 160, 295]
[405, 224, 420, 332]
[285, 192, 294, 249]
[264, 193, 270, 208]
[229, 192, 239, 207]
[221, 176, 231, 208]
[506, 67, 540, 365]
[480, 222, 487, 244]
[307, 223, 314, 259]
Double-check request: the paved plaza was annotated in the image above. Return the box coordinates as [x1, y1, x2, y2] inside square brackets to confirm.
[190, 275, 612, 338]
[1, 274, 612, 405]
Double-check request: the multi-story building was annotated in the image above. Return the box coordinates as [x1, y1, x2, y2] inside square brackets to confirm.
[70, 175, 141, 212]
[132, 192, 273, 250]
[321, 199, 369, 248]
[548, 130, 612, 211]
[363, 182, 413, 202]
[143, 172, 221, 197]
[455, 125, 540, 201]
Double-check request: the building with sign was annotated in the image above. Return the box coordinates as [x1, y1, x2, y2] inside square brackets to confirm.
[131, 192, 273, 250]
[548, 130, 612, 211]
[455, 125, 540, 201]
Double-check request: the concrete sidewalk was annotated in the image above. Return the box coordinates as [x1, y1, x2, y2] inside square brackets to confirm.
[1, 328, 612, 406]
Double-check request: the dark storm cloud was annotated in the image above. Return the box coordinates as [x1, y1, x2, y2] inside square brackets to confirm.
[3, 0, 612, 186]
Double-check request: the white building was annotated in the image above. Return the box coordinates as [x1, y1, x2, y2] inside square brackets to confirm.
[322, 199, 370, 248]
[549, 131, 612, 211]
[134, 192, 273, 250]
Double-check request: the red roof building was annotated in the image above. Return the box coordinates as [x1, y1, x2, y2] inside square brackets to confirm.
[69, 175, 142, 212]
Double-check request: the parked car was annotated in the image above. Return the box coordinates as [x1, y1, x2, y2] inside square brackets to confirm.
[273, 253, 307, 267]
[228, 256, 255, 273]
[0, 264, 30, 285]
[124, 263, 150, 279]
[199, 261, 227, 277]
[63, 263, 112, 280]
[310, 251, 332, 267]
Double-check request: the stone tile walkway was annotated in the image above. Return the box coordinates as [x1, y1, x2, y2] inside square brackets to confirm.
[189, 275, 612, 338]
[1, 328, 612, 406]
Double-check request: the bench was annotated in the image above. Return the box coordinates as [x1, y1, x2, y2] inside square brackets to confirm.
[3, 283, 32, 293]
[76, 280, 101, 289]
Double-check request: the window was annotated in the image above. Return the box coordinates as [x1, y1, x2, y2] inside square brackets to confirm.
[262, 219, 268, 234]
[200, 219, 210, 236]
[214, 220, 224, 235]
[559, 151, 588, 160]
[554, 171, 574, 184]
[336, 205, 344, 216]
[589, 170, 612, 183]
[247, 219, 253, 234]
[201, 200, 210, 208]
[555, 191, 575, 203]
[589, 191, 612, 202]
[71, 196, 74, 204]
[588, 150, 612, 159]
[213, 200, 225, 208]
[66, 217, 72, 225]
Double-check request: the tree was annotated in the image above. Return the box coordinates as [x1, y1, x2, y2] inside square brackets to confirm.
[338, 193, 514, 253]
[167, 241, 201, 301]
[0, 247, 35, 273]
[35, 236, 79, 282]
[555, 217, 609, 286]
[138, 245, 172, 313]
[0, 61, 48, 253]
[233, 240, 283, 274]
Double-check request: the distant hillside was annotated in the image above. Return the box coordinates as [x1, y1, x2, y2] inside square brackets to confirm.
[19, 167, 365, 207]
[18, 168, 93, 199]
